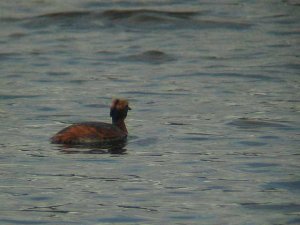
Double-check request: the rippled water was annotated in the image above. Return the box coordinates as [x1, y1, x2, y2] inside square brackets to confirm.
[1, 1, 300, 224]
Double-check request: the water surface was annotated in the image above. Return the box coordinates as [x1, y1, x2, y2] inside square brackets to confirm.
[1, 1, 299, 224]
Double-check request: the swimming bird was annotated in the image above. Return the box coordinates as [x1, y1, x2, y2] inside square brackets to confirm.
[51, 98, 131, 145]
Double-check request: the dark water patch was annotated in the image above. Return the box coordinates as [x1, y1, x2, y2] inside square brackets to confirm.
[246, 162, 279, 168]
[96, 50, 117, 55]
[5, 11, 90, 23]
[228, 118, 290, 130]
[261, 63, 300, 72]
[83, 103, 106, 108]
[29, 49, 45, 56]
[68, 79, 88, 84]
[204, 185, 227, 191]
[238, 141, 267, 147]
[169, 215, 207, 221]
[22, 209, 70, 214]
[269, 16, 299, 25]
[223, 189, 242, 193]
[0, 94, 42, 100]
[238, 162, 280, 173]
[283, 63, 300, 70]
[36, 106, 56, 111]
[200, 55, 228, 61]
[4, 74, 23, 79]
[0, 52, 22, 61]
[34, 79, 59, 83]
[33, 173, 133, 182]
[185, 132, 216, 136]
[166, 72, 283, 82]
[21, 11, 97, 30]
[36, 11, 91, 19]
[259, 135, 280, 140]
[22, 203, 71, 214]
[267, 43, 292, 48]
[196, 19, 252, 30]
[121, 91, 188, 96]
[241, 202, 300, 213]
[1, 16, 23, 22]
[269, 29, 300, 36]
[214, 73, 283, 82]
[144, 154, 164, 157]
[28, 153, 47, 157]
[0, 219, 51, 225]
[181, 136, 212, 141]
[35, 79, 85, 84]
[286, 99, 300, 103]
[176, 152, 210, 156]
[30, 196, 52, 201]
[97, 215, 147, 223]
[263, 181, 300, 192]
[165, 186, 189, 190]
[102, 9, 199, 21]
[122, 50, 175, 64]
[200, 158, 225, 163]
[117, 204, 158, 212]
[46, 71, 71, 76]
[8, 32, 27, 39]
[122, 187, 148, 192]
[261, 13, 288, 19]
[165, 122, 190, 125]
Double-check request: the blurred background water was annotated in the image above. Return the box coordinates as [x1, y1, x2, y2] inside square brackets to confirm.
[0, 0, 299, 224]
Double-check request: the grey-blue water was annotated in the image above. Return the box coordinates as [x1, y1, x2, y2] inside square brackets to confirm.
[1, 1, 299, 224]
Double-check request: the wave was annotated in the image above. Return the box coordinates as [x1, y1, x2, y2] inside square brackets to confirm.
[227, 118, 290, 130]
[101, 9, 199, 21]
[17, 9, 252, 31]
[163, 72, 284, 82]
[121, 50, 175, 64]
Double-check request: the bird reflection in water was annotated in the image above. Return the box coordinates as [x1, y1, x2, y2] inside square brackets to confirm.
[57, 139, 128, 154]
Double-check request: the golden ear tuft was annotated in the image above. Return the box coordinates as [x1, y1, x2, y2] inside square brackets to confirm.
[111, 98, 129, 110]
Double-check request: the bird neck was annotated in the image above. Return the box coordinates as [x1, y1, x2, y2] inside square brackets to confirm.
[112, 119, 128, 134]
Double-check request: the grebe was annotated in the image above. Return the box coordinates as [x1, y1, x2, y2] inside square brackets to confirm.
[51, 99, 131, 145]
